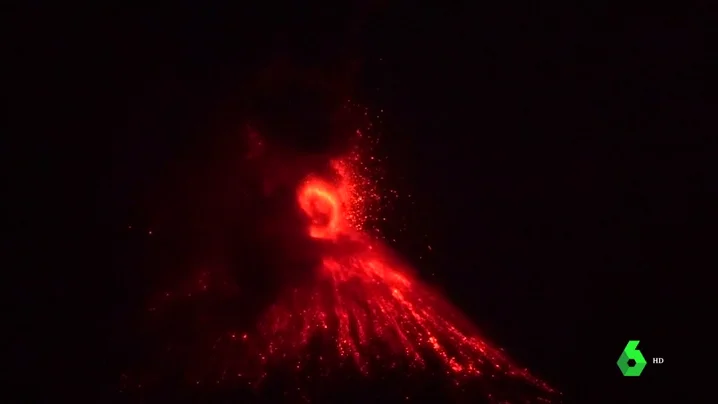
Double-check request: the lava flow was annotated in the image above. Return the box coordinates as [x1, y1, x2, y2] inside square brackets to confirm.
[124, 115, 559, 403]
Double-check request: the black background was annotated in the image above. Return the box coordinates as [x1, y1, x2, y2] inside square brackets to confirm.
[8, 3, 710, 403]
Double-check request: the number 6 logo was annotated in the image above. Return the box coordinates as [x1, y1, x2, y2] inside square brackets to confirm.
[617, 340, 647, 376]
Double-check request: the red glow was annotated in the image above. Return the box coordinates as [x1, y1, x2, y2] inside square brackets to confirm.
[127, 103, 559, 402]
[297, 177, 343, 240]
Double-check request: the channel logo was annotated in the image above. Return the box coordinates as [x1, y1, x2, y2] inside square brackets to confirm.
[617, 340, 663, 376]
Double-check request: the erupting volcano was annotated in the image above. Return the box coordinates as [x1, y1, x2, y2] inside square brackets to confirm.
[121, 107, 560, 403]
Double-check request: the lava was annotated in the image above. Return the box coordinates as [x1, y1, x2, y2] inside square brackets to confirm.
[124, 106, 560, 403]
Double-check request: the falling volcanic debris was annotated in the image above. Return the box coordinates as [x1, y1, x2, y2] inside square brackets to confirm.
[120, 102, 560, 403]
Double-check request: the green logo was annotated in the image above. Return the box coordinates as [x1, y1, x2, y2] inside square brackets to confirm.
[617, 340, 647, 376]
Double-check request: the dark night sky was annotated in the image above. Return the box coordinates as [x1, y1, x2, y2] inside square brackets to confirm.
[8, 3, 710, 403]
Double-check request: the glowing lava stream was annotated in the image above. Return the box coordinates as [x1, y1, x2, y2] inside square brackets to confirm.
[250, 157, 556, 395]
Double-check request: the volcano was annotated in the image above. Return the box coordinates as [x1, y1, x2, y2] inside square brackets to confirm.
[118, 106, 561, 403]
